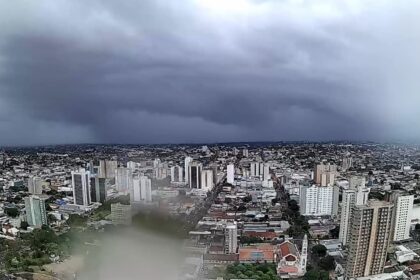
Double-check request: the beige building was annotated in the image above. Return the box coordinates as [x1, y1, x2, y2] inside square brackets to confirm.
[314, 163, 336, 186]
[345, 201, 394, 279]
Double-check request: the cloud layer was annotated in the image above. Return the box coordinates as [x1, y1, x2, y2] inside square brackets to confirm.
[1, 0, 420, 145]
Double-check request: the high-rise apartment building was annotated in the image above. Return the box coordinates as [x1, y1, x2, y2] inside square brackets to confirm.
[154, 163, 169, 180]
[131, 175, 152, 203]
[227, 164, 235, 184]
[225, 222, 238, 254]
[299, 185, 339, 216]
[262, 163, 270, 181]
[98, 160, 117, 178]
[346, 201, 394, 279]
[115, 167, 133, 193]
[250, 162, 260, 177]
[89, 176, 108, 203]
[25, 195, 48, 228]
[27, 176, 43, 195]
[314, 163, 337, 186]
[209, 164, 218, 185]
[189, 162, 202, 189]
[72, 169, 91, 206]
[201, 170, 214, 191]
[339, 186, 370, 245]
[184, 156, 193, 184]
[170, 165, 184, 183]
[392, 194, 413, 242]
[90, 175, 99, 203]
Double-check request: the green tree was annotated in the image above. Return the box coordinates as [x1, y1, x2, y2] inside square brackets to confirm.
[20, 221, 29, 230]
[319, 255, 336, 271]
[5, 207, 19, 218]
[304, 269, 329, 280]
[312, 244, 327, 257]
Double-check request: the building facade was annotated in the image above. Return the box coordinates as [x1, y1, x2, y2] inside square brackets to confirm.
[339, 187, 370, 245]
[170, 165, 184, 183]
[201, 170, 214, 191]
[392, 194, 414, 242]
[299, 185, 339, 216]
[115, 167, 133, 193]
[227, 164, 235, 184]
[25, 195, 48, 228]
[72, 169, 91, 206]
[345, 201, 394, 279]
[225, 222, 238, 254]
[131, 175, 152, 203]
[189, 162, 202, 189]
[27, 176, 43, 195]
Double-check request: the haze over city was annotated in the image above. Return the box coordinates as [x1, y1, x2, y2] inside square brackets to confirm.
[1, 0, 420, 146]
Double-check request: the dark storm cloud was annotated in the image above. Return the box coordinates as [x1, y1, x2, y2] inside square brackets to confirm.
[0, 0, 419, 145]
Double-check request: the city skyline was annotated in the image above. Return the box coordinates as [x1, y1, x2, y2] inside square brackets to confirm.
[1, 0, 419, 146]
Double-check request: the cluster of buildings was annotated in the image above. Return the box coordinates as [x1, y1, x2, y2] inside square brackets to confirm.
[1, 143, 420, 280]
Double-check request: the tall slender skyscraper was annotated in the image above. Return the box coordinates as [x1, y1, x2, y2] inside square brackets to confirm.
[227, 164, 235, 184]
[314, 163, 336, 186]
[90, 175, 99, 203]
[262, 163, 270, 181]
[201, 169, 214, 191]
[98, 160, 117, 178]
[27, 176, 43, 195]
[392, 194, 414, 242]
[346, 201, 394, 279]
[225, 222, 238, 254]
[250, 162, 260, 177]
[184, 156, 193, 184]
[115, 167, 133, 193]
[189, 162, 202, 189]
[72, 168, 91, 206]
[170, 165, 184, 183]
[339, 186, 370, 245]
[131, 175, 152, 203]
[25, 195, 48, 228]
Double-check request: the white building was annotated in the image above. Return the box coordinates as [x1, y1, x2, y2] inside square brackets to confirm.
[393, 194, 414, 242]
[263, 163, 270, 181]
[225, 222, 238, 254]
[184, 156, 193, 184]
[299, 185, 339, 216]
[28, 176, 43, 195]
[227, 164, 235, 184]
[201, 170, 214, 191]
[131, 176, 152, 203]
[115, 167, 133, 193]
[72, 168, 91, 206]
[339, 186, 370, 245]
[250, 162, 260, 177]
[170, 165, 184, 183]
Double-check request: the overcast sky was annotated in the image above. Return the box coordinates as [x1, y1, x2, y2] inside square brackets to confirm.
[0, 0, 419, 146]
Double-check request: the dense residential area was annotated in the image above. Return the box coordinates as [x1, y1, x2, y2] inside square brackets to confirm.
[0, 143, 419, 279]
